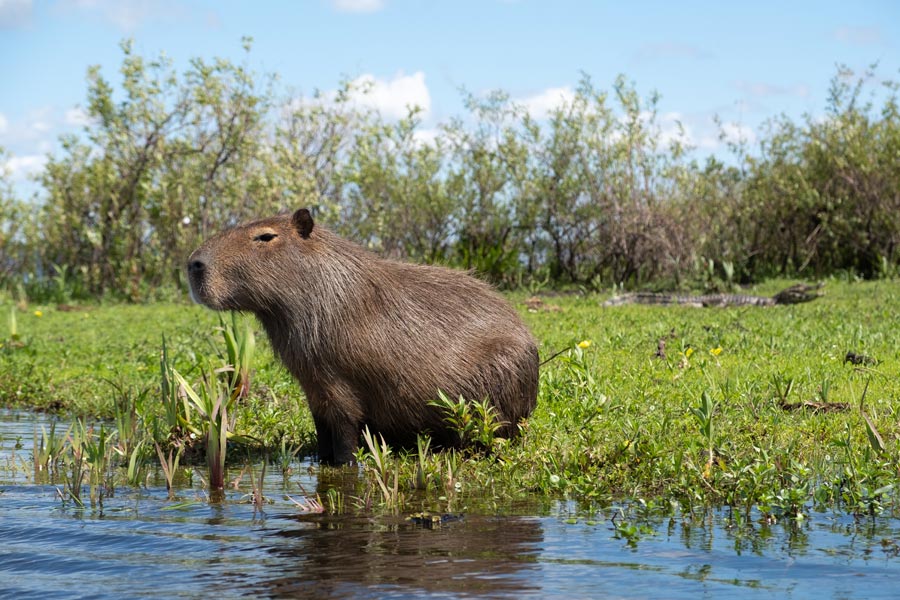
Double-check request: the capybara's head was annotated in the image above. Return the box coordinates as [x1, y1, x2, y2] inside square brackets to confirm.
[187, 208, 316, 312]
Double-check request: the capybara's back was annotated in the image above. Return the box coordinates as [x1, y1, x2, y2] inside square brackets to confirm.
[188, 208, 539, 464]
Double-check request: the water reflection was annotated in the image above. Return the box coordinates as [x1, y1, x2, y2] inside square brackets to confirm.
[256, 514, 544, 598]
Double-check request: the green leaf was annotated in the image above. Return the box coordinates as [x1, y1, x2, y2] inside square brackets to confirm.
[861, 411, 886, 455]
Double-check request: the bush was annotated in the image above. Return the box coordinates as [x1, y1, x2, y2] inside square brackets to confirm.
[2, 42, 898, 300]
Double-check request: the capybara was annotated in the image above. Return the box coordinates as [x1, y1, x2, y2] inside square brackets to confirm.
[187, 208, 539, 465]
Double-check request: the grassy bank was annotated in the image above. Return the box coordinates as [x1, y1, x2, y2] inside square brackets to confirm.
[2, 278, 899, 518]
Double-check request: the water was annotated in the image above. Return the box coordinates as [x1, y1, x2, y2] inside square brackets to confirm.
[2, 410, 900, 599]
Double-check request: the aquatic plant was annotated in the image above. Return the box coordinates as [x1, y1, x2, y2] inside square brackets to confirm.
[159, 335, 187, 435]
[153, 439, 183, 500]
[360, 426, 401, 509]
[275, 436, 303, 480]
[431, 391, 502, 451]
[690, 391, 716, 477]
[32, 421, 67, 480]
[287, 493, 324, 514]
[106, 379, 148, 459]
[60, 421, 87, 508]
[175, 365, 232, 495]
[217, 312, 255, 402]
[249, 459, 267, 510]
[152, 315, 257, 500]
[82, 422, 113, 508]
[124, 440, 150, 488]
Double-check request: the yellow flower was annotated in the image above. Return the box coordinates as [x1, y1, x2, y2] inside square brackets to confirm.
[33, 310, 43, 318]
[710, 346, 723, 356]
[684, 347, 694, 358]
[577, 340, 591, 349]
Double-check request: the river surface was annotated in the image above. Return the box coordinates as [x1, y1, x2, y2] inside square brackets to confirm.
[2, 410, 899, 599]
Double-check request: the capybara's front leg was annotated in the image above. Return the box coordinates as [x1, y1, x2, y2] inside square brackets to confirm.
[312, 414, 335, 465]
[309, 382, 364, 466]
[330, 417, 360, 466]
[314, 414, 359, 466]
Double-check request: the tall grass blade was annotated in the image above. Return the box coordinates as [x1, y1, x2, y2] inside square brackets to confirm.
[861, 411, 885, 455]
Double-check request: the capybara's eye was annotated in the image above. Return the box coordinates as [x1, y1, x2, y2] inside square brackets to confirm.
[254, 233, 278, 242]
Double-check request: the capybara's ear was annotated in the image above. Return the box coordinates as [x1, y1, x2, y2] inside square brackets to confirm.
[292, 208, 314, 239]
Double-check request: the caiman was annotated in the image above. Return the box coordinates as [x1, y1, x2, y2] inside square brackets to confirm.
[603, 282, 824, 308]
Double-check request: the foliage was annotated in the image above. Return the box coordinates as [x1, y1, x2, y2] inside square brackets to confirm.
[32, 39, 276, 299]
[168, 311, 256, 495]
[359, 426, 402, 509]
[1, 46, 897, 298]
[715, 64, 900, 281]
[430, 390, 503, 450]
[0, 148, 32, 291]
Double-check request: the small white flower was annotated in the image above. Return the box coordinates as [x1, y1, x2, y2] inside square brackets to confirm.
[182, 216, 192, 226]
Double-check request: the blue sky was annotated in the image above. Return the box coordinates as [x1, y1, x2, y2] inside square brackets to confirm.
[1, 0, 897, 198]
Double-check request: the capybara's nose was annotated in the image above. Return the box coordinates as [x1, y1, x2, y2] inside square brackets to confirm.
[188, 259, 205, 275]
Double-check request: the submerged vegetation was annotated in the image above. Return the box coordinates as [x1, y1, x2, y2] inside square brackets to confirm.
[1, 279, 899, 522]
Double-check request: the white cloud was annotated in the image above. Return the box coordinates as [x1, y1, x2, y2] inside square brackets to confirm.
[516, 86, 575, 120]
[347, 71, 431, 119]
[0, 0, 31, 28]
[656, 111, 690, 147]
[290, 72, 430, 120]
[669, 117, 757, 153]
[639, 112, 760, 153]
[834, 26, 882, 45]
[31, 119, 50, 134]
[64, 106, 91, 127]
[695, 136, 721, 151]
[54, 0, 186, 31]
[720, 122, 756, 146]
[0, 107, 92, 185]
[3, 154, 47, 181]
[617, 110, 697, 150]
[0, 107, 67, 146]
[412, 127, 441, 147]
[331, 0, 384, 13]
[0, 108, 51, 143]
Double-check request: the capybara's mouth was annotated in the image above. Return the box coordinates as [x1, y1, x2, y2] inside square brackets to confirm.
[187, 271, 236, 311]
[187, 276, 224, 309]
[187, 257, 212, 306]
[188, 279, 206, 306]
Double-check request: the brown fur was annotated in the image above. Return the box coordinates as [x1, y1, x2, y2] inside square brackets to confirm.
[187, 209, 539, 465]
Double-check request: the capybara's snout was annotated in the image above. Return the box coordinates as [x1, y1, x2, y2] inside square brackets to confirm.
[188, 257, 205, 276]
[186, 250, 210, 306]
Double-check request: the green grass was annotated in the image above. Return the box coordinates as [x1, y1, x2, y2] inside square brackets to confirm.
[0, 302, 313, 443]
[2, 278, 899, 518]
